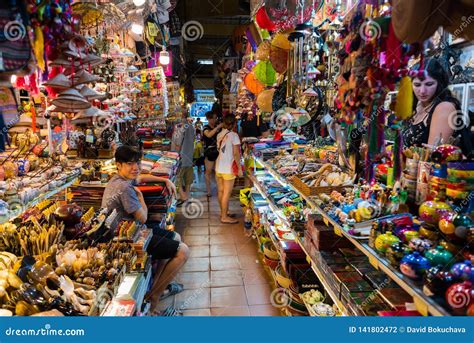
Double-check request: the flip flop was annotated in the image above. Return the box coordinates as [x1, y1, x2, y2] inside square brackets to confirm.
[221, 219, 239, 224]
[160, 282, 184, 300]
[176, 199, 185, 207]
[148, 305, 183, 317]
[227, 213, 237, 218]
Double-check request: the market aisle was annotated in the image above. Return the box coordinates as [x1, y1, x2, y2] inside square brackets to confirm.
[157, 171, 281, 316]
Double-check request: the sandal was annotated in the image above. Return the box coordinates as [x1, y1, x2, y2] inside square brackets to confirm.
[176, 199, 185, 207]
[160, 282, 184, 300]
[227, 213, 237, 218]
[221, 219, 239, 224]
[148, 305, 183, 317]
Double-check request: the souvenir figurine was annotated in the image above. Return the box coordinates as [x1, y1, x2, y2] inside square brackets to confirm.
[445, 281, 473, 314]
[386, 242, 410, 267]
[400, 251, 431, 280]
[374, 231, 400, 253]
[425, 246, 454, 268]
[409, 237, 434, 253]
[424, 265, 456, 297]
[451, 260, 474, 282]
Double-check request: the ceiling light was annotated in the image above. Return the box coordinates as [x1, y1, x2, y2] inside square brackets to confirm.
[133, 0, 146, 7]
[197, 59, 213, 65]
[131, 23, 144, 35]
[159, 48, 170, 66]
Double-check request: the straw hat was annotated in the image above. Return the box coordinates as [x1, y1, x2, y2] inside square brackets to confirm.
[79, 85, 106, 100]
[46, 104, 78, 113]
[72, 106, 99, 120]
[83, 54, 104, 67]
[69, 70, 101, 85]
[43, 74, 72, 90]
[52, 89, 91, 111]
[392, 0, 474, 43]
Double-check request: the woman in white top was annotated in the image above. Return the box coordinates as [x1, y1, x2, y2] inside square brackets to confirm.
[215, 115, 243, 224]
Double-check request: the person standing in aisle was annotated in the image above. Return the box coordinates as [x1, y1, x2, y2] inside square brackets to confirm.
[194, 117, 203, 132]
[202, 111, 223, 197]
[176, 113, 196, 206]
[216, 114, 243, 224]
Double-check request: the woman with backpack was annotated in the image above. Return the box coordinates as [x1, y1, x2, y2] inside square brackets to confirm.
[202, 111, 223, 197]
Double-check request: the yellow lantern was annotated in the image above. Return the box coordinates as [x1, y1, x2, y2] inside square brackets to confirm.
[256, 89, 275, 112]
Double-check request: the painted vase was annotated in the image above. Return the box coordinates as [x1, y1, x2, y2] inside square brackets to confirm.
[445, 281, 473, 314]
[400, 251, 431, 280]
[451, 261, 474, 282]
[424, 265, 456, 297]
[375, 231, 400, 254]
[425, 246, 454, 267]
[396, 227, 419, 243]
[418, 199, 451, 226]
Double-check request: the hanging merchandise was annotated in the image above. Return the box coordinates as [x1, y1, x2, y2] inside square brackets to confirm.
[244, 71, 265, 95]
[255, 6, 276, 31]
[256, 88, 275, 112]
[256, 40, 271, 61]
[253, 61, 277, 86]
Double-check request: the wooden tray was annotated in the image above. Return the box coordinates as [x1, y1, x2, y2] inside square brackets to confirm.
[290, 175, 348, 196]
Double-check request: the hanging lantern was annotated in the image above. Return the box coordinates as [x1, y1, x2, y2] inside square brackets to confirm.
[256, 40, 272, 61]
[255, 6, 276, 31]
[254, 61, 277, 86]
[244, 72, 265, 95]
[270, 46, 288, 74]
[271, 33, 291, 50]
[256, 89, 275, 112]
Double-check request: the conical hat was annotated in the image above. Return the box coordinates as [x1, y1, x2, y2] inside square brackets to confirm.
[72, 106, 99, 120]
[43, 74, 72, 90]
[52, 89, 91, 110]
[83, 54, 104, 67]
[70, 70, 101, 85]
[79, 85, 106, 100]
[46, 104, 79, 113]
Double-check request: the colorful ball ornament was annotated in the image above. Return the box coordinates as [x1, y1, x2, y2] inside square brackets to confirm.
[255, 6, 276, 31]
[244, 72, 265, 95]
[439, 211, 456, 235]
[254, 61, 277, 86]
[256, 89, 275, 112]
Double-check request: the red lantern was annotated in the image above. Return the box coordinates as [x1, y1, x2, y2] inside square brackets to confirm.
[255, 6, 276, 31]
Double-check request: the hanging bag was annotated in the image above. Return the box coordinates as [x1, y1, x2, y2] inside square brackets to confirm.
[0, 0, 31, 75]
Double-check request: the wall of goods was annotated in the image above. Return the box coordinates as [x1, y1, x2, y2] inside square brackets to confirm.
[238, 0, 473, 317]
[0, 0, 182, 316]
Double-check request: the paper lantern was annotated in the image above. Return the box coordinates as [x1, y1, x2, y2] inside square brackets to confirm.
[270, 46, 288, 74]
[256, 40, 271, 61]
[256, 89, 275, 112]
[255, 6, 276, 31]
[254, 61, 276, 86]
[244, 72, 265, 95]
[271, 33, 291, 50]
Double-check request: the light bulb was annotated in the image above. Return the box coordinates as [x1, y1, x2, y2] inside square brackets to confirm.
[10, 75, 17, 85]
[133, 0, 146, 6]
[131, 23, 144, 35]
[159, 49, 170, 65]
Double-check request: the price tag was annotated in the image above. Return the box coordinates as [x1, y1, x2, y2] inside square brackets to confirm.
[368, 255, 379, 269]
[323, 217, 329, 226]
[306, 255, 312, 265]
[334, 225, 343, 237]
[413, 297, 429, 316]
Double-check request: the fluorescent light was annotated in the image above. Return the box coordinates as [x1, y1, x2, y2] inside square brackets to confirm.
[133, 0, 146, 6]
[197, 59, 213, 65]
[131, 23, 143, 35]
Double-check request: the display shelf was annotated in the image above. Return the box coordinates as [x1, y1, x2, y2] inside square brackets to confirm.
[254, 156, 451, 317]
[294, 235, 349, 316]
[0, 176, 79, 225]
[249, 173, 348, 316]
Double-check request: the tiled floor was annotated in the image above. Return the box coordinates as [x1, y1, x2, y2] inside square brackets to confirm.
[157, 171, 281, 316]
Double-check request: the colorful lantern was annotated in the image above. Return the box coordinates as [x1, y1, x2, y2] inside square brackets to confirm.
[256, 40, 271, 61]
[244, 72, 265, 95]
[256, 89, 275, 112]
[271, 33, 291, 50]
[255, 6, 276, 31]
[270, 45, 288, 74]
[254, 61, 277, 86]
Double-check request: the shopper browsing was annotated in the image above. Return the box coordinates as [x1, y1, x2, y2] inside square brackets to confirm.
[215, 115, 243, 224]
[175, 113, 196, 206]
[101, 145, 189, 316]
[203, 111, 223, 197]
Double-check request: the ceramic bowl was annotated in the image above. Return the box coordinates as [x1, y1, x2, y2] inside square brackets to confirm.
[263, 241, 279, 260]
[275, 264, 293, 289]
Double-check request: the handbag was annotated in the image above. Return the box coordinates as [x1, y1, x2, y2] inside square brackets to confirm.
[204, 145, 219, 161]
[0, 0, 31, 75]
